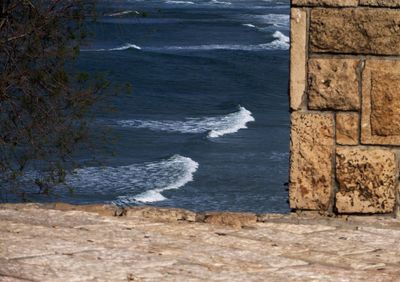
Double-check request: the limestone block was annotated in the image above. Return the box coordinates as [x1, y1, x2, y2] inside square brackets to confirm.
[360, 0, 400, 7]
[310, 8, 400, 55]
[308, 58, 360, 110]
[292, 0, 358, 6]
[336, 148, 397, 214]
[336, 113, 359, 145]
[290, 8, 307, 110]
[361, 60, 400, 145]
[289, 112, 334, 211]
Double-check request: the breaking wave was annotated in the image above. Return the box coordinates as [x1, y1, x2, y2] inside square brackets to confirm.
[260, 31, 289, 50]
[81, 29, 289, 53]
[209, 0, 232, 5]
[117, 106, 255, 138]
[82, 43, 142, 52]
[252, 14, 289, 29]
[243, 23, 257, 28]
[165, 0, 195, 4]
[105, 10, 140, 17]
[149, 32, 288, 51]
[63, 155, 199, 204]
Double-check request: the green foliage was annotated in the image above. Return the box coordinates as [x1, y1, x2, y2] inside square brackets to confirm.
[0, 0, 108, 199]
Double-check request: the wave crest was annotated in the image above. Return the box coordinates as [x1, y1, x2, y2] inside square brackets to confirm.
[117, 106, 255, 138]
[61, 155, 198, 204]
[114, 155, 199, 204]
[82, 43, 141, 52]
[259, 31, 289, 50]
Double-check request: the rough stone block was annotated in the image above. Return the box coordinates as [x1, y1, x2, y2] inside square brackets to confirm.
[336, 113, 359, 145]
[336, 148, 397, 214]
[359, 0, 400, 7]
[308, 58, 360, 110]
[310, 8, 400, 55]
[292, 0, 358, 6]
[289, 112, 334, 211]
[290, 8, 307, 110]
[361, 60, 400, 145]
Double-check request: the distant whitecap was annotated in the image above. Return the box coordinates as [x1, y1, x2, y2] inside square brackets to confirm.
[242, 23, 257, 28]
[106, 10, 139, 17]
[82, 43, 141, 52]
[165, 0, 195, 4]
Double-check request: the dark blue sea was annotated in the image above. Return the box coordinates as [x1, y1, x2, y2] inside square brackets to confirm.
[55, 0, 290, 213]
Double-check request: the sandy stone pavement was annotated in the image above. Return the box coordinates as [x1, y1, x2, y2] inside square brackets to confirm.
[1, 204, 400, 281]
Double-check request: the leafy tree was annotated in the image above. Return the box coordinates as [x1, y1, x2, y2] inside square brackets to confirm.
[0, 0, 107, 199]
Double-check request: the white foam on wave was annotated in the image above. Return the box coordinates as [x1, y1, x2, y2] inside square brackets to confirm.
[165, 0, 195, 4]
[115, 155, 199, 204]
[259, 31, 289, 50]
[243, 23, 257, 28]
[210, 0, 232, 5]
[117, 106, 255, 138]
[250, 14, 289, 29]
[109, 43, 142, 51]
[63, 155, 198, 204]
[156, 36, 288, 51]
[82, 43, 141, 52]
[82, 30, 289, 53]
[106, 10, 139, 17]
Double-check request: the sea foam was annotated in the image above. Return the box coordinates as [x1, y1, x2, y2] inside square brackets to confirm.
[61, 155, 198, 204]
[259, 31, 289, 50]
[117, 106, 255, 138]
[243, 23, 257, 28]
[106, 10, 139, 17]
[114, 155, 199, 204]
[82, 43, 141, 52]
[253, 14, 290, 29]
[165, 0, 195, 4]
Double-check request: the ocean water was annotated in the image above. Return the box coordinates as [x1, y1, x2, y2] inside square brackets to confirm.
[43, 0, 291, 213]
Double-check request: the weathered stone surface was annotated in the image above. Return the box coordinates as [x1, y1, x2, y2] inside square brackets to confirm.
[42, 203, 123, 216]
[308, 58, 360, 110]
[360, 0, 400, 7]
[310, 8, 400, 55]
[336, 147, 397, 214]
[2, 204, 400, 281]
[292, 0, 358, 6]
[336, 112, 359, 145]
[203, 212, 257, 228]
[361, 60, 400, 145]
[290, 8, 307, 110]
[125, 206, 198, 222]
[289, 112, 334, 210]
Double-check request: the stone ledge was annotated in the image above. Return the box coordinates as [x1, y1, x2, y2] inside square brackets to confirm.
[1, 204, 400, 281]
[1, 203, 399, 228]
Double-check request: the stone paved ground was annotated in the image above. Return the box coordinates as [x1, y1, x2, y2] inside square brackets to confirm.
[1, 204, 400, 281]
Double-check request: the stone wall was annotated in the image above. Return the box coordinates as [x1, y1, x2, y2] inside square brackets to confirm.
[289, 0, 400, 215]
